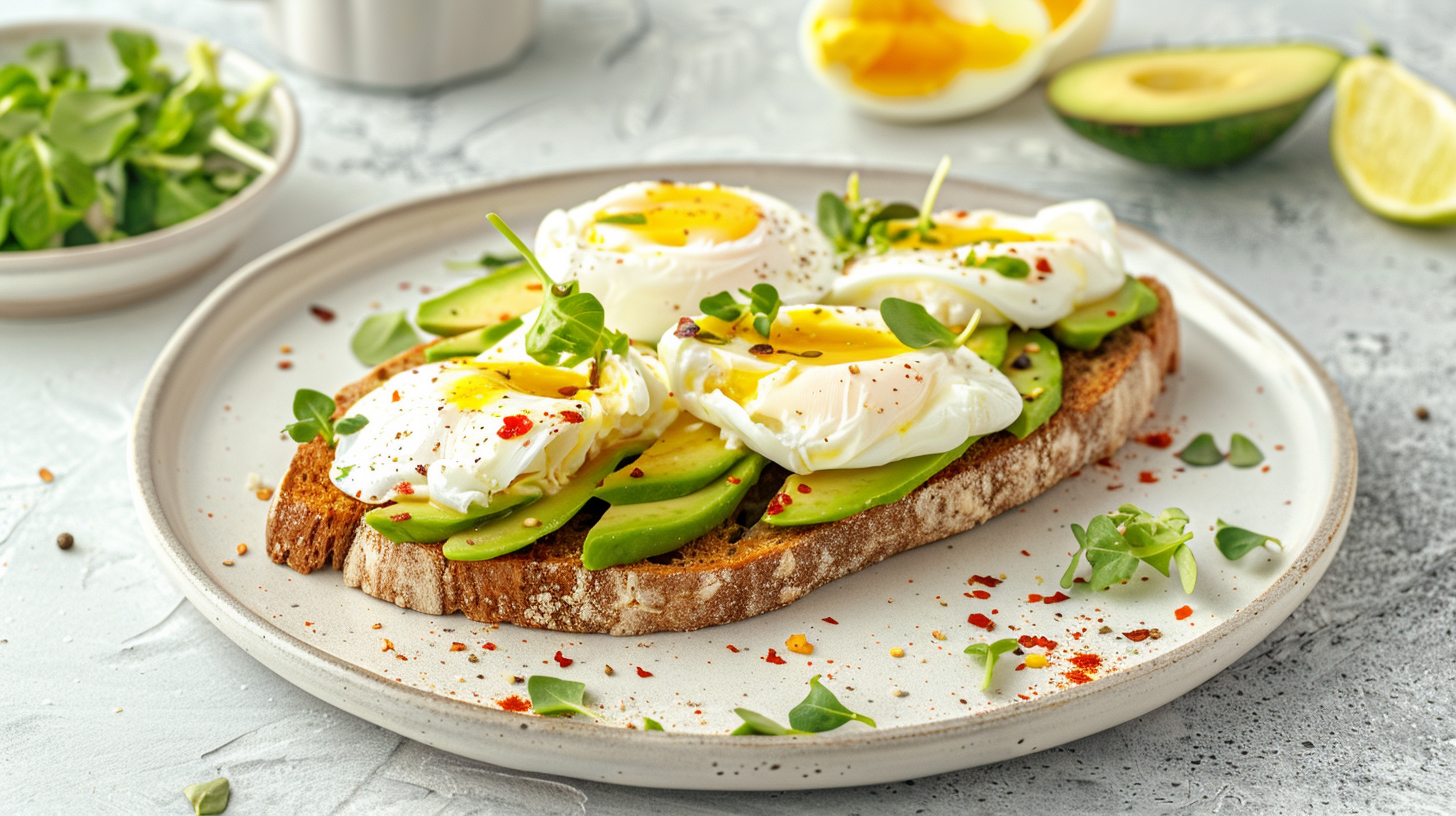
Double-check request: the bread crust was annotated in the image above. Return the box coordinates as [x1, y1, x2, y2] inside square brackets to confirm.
[268, 279, 1179, 635]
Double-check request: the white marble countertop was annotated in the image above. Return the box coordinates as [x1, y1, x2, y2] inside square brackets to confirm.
[3, 0, 1454, 812]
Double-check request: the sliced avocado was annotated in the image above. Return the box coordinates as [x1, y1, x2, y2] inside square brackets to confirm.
[1001, 329, 1062, 439]
[582, 454, 768, 570]
[415, 263, 541, 337]
[442, 442, 649, 561]
[1051, 277, 1159, 351]
[765, 436, 979, 528]
[423, 316, 524, 362]
[964, 324, 1010, 367]
[1047, 43, 1345, 168]
[594, 415, 745, 505]
[364, 490, 540, 544]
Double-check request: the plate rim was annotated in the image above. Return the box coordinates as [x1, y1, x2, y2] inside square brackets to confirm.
[127, 160, 1358, 779]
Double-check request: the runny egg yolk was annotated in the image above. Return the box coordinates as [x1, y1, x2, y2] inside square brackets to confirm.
[446, 362, 590, 410]
[592, 184, 762, 248]
[813, 0, 1032, 97]
[885, 220, 1042, 250]
[1040, 0, 1081, 29]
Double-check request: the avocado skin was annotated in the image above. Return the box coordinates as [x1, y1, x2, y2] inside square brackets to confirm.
[964, 324, 1010, 367]
[764, 436, 980, 528]
[582, 454, 768, 570]
[1052, 276, 1160, 351]
[423, 317, 525, 362]
[442, 442, 649, 561]
[1001, 329, 1062, 440]
[415, 263, 541, 337]
[595, 416, 745, 505]
[364, 491, 539, 543]
[1054, 96, 1321, 169]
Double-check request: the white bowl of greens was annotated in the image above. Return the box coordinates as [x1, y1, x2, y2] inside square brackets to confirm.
[0, 20, 298, 318]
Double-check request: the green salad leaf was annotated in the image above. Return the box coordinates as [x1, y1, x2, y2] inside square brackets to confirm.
[351, 311, 422, 366]
[1062, 504, 1197, 593]
[1227, 433, 1264, 467]
[1178, 433, 1223, 466]
[1214, 520, 1282, 560]
[642, 717, 664, 731]
[526, 675, 600, 719]
[964, 638, 1018, 690]
[731, 708, 809, 736]
[733, 676, 875, 736]
[182, 777, 229, 815]
[815, 173, 920, 256]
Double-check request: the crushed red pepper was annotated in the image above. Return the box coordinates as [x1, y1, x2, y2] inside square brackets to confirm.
[1175, 605, 1193, 620]
[822, 617, 838, 625]
[766, 493, 793, 515]
[1069, 653, 1102, 670]
[1138, 471, 1158, 483]
[483, 642, 497, 651]
[1123, 629, 1151, 642]
[726, 645, 739, 653]
[968, 613, 994, 630]
[970, 590, 991, 600]
[498, 415, 534, 440]
[765, 648, 786, 665]
[636, 666, 653, 678]
[553, 650, 573, 668]
[1136, 431, 1174, 449]
[1018, 635, 1057, 651]
[394, 481, 415, 495]
[796, 483, 812, 494]
[561, 411, 585, 424]
[309, 305, 336, 322]
[1064, 670, 1093, 685]
[969, 575, 1002, 588]
[389, 512, 411, 522]
[1042, 592, 1070, 605]
[497, 695, 531, 712]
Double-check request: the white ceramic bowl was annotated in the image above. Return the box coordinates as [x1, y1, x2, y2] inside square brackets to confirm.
[0, 19, 298, 319]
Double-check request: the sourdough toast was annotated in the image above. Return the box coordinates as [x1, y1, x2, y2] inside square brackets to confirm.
[268, 278, 1178, 635]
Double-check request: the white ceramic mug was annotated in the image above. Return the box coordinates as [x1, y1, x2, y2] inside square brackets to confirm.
[238, 0, 539, 90]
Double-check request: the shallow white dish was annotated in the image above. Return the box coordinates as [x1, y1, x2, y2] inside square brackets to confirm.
[130, 163, 1355, 790]
[0, 19, 299, 319]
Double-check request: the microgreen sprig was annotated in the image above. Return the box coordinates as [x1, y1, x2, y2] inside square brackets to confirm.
[879, 297, 982, 350]
[698, 283, 783, 337]
[816, 175, 919, 256]
[595, 212, 646, 225]
[964, 638, 1019, 690]
[283, 389, 367, 447]
[444, 252, 522, 272]
[732, 675, 876, 736]
[1214, 520, 1282, 560]
[916, 154, 952, 236]
[526, 675, 601, 719]
[1062, 504, 1197, 594]
[487, 213, 629, 372]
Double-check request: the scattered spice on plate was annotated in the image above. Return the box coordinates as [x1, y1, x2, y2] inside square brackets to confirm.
[968, 613, 994, 631]
[497, 695, 531, 712]
[1025, 654, 1048, 669]
[1138, 471, 1158, 483]
[969, 574, 1001, 587]
[56, 533, 74, 551]
[221, 560, 234, 566]
[278, 360, 292, 370]
[1064, 670, 1093, 685]
[931, 630, 946, 641]
[604, 665, 615, 675]
[553, 650, 573, 668]
[636, 666, 653, 678]
[309, 305, 336, 322]
[821, 616, 838, 625]
[380, 639, 394, 652]
[1136, 431, 1174, 448]
[1148, 629, 1163, 640]
[1018, 635, 1057, 651]
[449, 642, 466, 652]
[890, 687, 905, 697]
[1415, 406, 1430, 420]
[38, 468, 54, 483]
[236, 543, 248, 555]
[1123, 629, 1150, 642]
[1069, 653, 1102, 671]
[483, 642, 497, 651]
[785, 634, 813, 655]
[889, 647, 905, 658]
[1174, 605, 1193, 621]
[371, 623, 382, 630]
[970, 590, 991, 600]
[765, 648, 787, 665]
[468, 654, 479, 663]
[1042, 592, 1070, 605]
[726, 645, 739, 653]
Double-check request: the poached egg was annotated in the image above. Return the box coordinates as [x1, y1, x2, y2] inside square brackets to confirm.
[657, 305, 1022, 474]
[534, 181, 838, 343]
[828, 199, 1126, 329]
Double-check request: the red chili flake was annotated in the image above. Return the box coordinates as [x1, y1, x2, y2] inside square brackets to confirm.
[1107, 484, 1124, 491]
[970, 590, 991, 600]
[1105, 310, 1117, 318]
[1261, 465, 1271, 473]
[636, 666, 653, 678]
[822, 617, 839, 625]
[726, 476, 741, 485]
[1175, 605, 1193, 621]
[1042, 592, 1070, 605]
[449, 642, 466, 652]
[629, 467, 645, 478]
[483, 642, 497, 651]
[561, 410, 585, 424]
[796, 483, 812, 494]
[765, 493, 793, 515]
[1123, 629, 1151, 642]
[391, 390, 401, 402]
[304, 621, 313, 627]
[552, 650, 573, 668]
[968, 613, 994, 631]
[1138, 471, 1158, 483]
[389, 512, 412, 522]
[497, 695, 531, 712]
[1027, 593, 1043, 603]
[525, 282, 544, 291]
[415, 464, 428, 476]
[1021, 550, 1031, 557]
[765, 649, 786, 665]
[394, 481, 415, 495]
[1014, 663, 1025, 671]
[726, 645, 739, 653]
[497, 414, 534, 439]
[1064, 670, 1094, 685]
[1069, 653, 1102, 670]
[673, 317, 701, 338]
[1096, 457, 1117, 468]
[1035, 257, 1052, 273]
[277, 360, 292, 370]
[1137, 431, 1174, 448]
[558, 386, 579, 397]
[1018, 635, 1058, 651]
[969, 575, 1002, 588]
[309, 305, 335, 322]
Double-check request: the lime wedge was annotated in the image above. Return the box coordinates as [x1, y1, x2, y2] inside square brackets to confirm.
[1332, 55, 1456, 225]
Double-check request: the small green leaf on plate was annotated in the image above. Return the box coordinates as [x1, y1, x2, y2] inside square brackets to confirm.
[699, 290, 748, 323]
[1214, 520, 1282, 560]
[730, 708, 807, 736]
[963, 638, 1018, 690]
[1227, 433, 1264, 467]
[183, 777, 229, 815]
[787, 675, 876, 733]
[526, 675, 600, 719]
[351, 311, 421, 366]
[642, 717, 663, 731]
[1178, 433, 1224, 466]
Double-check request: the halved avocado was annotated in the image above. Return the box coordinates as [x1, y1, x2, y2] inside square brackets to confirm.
[1052, 276, 1159, 351]
[1047, 43, 1344, 168]
[415, 263, 541, 337]
[423, 317, 524, 362]
[594, 415, 745, 505]
[364, 491, 539, 544]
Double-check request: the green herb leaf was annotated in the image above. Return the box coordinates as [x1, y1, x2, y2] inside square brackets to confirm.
[1, 134, 84, 250]
[444, 253, 525, 272]
[967, 254, 1031, 279]
[816, 173, 919, 256]
[595, 212, 647, 225]
[1063, 505, 1197, 593]
[916, 155, 952, 233]
[335, 465, 353, 479]
[964, 638, 1018, 690]
[527, 675, 600, 719]
[730, 708, 809, 736]
[283, 388, 337, 445]
[787, 675, 877, 733]
[868, 201, 920, 225]
[699, 290, 748, 323]
[155, 177, 226, 229]
[816, 190, 852, 243]
[1214, 520, 1282, 560]
[351, 311, 422, 367]
[1174, 543, 1197, 594]
[23, 39, 68, 84]
[1178, 433, 1223, 466]
[182, 777, 229, 816]
[109, 29, 164, 90]
[879, 297, 958, 349]
[642, 717, 663, 731]
[335, 415, 369, 436]
[48, 89, 149, 164]
[740, 282, 782, 337]
[1227, 433, 1264, 467]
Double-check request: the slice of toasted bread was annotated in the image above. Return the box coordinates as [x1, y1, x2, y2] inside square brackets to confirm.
[267, 278, 1178, 635]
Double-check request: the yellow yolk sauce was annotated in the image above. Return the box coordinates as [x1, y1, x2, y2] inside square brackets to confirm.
[813, 0, 1032, 97]
[886, 219, 1042, 250]
[592, 184, 762, 247]
[446, 362, 591, 410]
[1040, 0, 1081, 29]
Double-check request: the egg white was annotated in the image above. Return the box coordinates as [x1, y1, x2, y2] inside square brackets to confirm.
[828, 200, 1126, 329]
[331, 319, 677, 514]
[657, 305, 1023, 474]
[534, 181, 838, 344]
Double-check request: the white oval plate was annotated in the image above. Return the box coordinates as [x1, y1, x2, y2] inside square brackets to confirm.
[130, 163, 1355, 791]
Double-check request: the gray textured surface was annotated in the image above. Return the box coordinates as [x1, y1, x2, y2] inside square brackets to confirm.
[1, 0, 1453, 813]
